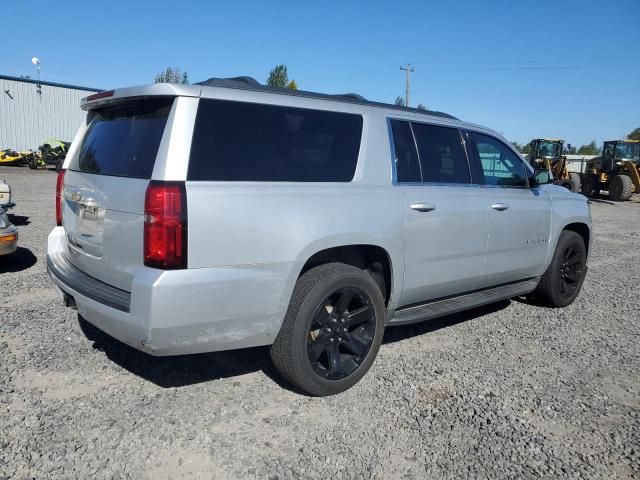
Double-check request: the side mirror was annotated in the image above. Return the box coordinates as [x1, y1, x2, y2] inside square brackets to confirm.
[532, 168, 551, 186]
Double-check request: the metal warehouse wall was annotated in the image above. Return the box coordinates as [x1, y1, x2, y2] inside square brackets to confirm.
[0, 76, 98, 150]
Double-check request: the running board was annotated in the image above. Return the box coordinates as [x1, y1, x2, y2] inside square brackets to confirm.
[387, 278, 539, 326]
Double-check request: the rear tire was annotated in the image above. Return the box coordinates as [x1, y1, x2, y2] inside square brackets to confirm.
[557, 179, 574, 191]
[28, 156, 38, 169]
[270, 263, 385, 396]
[608, 174, 633, 201]
[581, 174, 599, 197]
[569, 172, 581, 193]
[533, 230, 587, 308]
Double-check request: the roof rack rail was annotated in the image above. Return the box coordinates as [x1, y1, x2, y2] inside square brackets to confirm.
[195, 76, 458, 120]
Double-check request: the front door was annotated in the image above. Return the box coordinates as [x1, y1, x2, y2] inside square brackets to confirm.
[466, 131, 552, 287]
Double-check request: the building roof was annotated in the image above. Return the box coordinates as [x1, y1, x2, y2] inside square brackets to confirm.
[196, 76, 458, 120]
[0, 74, 102, 93]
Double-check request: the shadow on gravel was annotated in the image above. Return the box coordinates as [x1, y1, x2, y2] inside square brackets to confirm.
[383, 300, 511, 345]
[0, 247, 37, 273]
[78, 316, 272, 388]
[77, 300, 512, 394]
[8, 214, 30, 226]
[587, 198, 616, 206]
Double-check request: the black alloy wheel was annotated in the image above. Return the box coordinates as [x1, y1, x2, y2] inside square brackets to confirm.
[306, 287, 376, 380]
[558, 242, 584, 300]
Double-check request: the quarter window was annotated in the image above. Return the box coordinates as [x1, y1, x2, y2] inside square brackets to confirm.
[188, 99, 363, 182]
[469, 132, 528, 187]
[390, 120, 421, 183]
[411, 123, 471, 184]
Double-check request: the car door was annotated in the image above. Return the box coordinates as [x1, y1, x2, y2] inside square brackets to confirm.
[466, 131, 551, 287]
[390, 119, 489, 307]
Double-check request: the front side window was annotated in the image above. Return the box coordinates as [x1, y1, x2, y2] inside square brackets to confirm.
[411, 123, 471, 184]
[390, 120, 421, 182]
[188, 100, 363, 182]
[469, 132, 528, 187]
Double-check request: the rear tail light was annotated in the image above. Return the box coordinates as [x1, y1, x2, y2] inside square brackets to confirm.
[144, 181, 187, 269]
[55, 169, 65, 226]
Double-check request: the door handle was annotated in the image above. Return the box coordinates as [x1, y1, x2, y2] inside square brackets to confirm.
[490, 203, 509, 211]
[410, 203, 436, 212]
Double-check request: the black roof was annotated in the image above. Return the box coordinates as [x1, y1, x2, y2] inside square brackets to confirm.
[0, 74, 102, 93]
[196, 76, 458, 120]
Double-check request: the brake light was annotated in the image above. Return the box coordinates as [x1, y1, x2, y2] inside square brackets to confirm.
[144, 181, 187, 269]
[55, 169, 65, 226]
[86, 90, 114, 101]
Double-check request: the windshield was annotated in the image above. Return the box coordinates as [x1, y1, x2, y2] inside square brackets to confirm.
[538, 141, 562, 158]
[615, 142, 640, 161]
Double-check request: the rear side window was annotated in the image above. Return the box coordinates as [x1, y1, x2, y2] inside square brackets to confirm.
[390, 120, 421, 183]
[411, 123, 470, 184]
[70, 98, 173, 179]
[188, 100, 363, 182]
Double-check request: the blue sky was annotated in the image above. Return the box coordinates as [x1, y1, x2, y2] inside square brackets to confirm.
[5, 0, 639, 146]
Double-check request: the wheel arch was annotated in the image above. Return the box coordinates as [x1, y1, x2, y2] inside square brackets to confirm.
[562, 222, 591, 255]
[297, 244, 395, 306]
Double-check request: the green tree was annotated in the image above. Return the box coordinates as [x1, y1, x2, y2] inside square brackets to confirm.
[155, 67, 189, 84]
[577, 141, 599, 155]
[394, 96, 405, 107]
[266, 64, 298, 89]
[416, 103, 427, 110]
[627, 128, 640, 141]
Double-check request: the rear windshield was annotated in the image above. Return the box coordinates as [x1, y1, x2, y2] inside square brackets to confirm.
[69, 98, 173, 179]
[188, 99, 363, 182]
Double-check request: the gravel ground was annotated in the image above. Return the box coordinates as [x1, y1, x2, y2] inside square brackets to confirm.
[1, 166, 639, 480]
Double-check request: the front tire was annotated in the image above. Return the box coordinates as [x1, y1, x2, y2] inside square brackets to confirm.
[533, 231, 587, 307]
[270, 263, 385, 396]
[608, 174, 633, 201]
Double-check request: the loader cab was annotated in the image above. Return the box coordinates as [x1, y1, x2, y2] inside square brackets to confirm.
[602, 140, 640, 171]
[532, 139, 563, 160]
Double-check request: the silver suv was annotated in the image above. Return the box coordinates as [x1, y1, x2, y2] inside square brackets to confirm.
[47, 77, 591, 395]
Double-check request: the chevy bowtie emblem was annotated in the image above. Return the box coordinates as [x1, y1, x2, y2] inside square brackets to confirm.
[71, 192, 81, 202]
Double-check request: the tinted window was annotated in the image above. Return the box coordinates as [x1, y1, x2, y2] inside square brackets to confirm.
[70, 98, 173, 178]
[390, 120, 421, 182]
[411, 123, 470, 184]
[188, 100, 363, 182]
[469, 132, 528, 187]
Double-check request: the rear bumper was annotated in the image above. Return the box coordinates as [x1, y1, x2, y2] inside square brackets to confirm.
[46, 227, 291, 356]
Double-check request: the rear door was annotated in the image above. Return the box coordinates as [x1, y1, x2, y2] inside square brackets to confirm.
[466, 131, 551, 287]
[62, 97, 175, 291]
[392, 120, 489, 306]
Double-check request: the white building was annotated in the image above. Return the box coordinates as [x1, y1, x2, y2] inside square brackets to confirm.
[0, 74, 100, 150]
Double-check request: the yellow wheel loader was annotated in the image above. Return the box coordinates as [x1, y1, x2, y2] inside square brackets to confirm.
[581, 140, 640, 201]
[526, 139, 581, 192]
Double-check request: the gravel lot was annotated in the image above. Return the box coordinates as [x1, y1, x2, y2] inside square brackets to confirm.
[1, 166, 639, 480]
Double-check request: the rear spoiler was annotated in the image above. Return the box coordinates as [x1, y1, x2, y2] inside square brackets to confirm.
[81, 83, 201, 111]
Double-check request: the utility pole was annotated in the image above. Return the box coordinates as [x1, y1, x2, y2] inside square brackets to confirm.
[400, 64, 414, 107]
